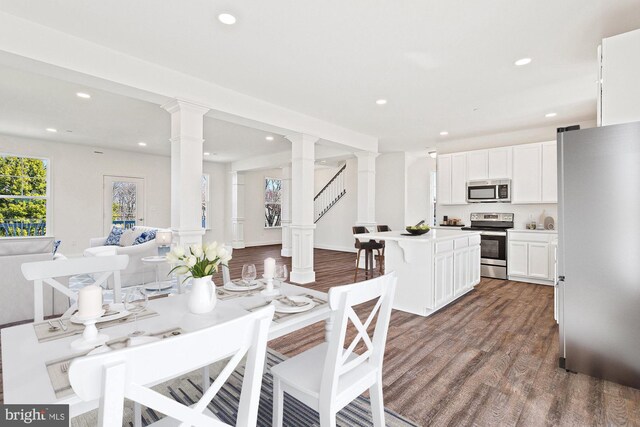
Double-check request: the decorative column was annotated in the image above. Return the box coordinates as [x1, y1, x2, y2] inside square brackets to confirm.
[280, 164, 292, 257]
[230, 171, 245, 249]
[354, 151, 379, 269]
[287, 134, 319, 284]
[162, 99, 209, 247]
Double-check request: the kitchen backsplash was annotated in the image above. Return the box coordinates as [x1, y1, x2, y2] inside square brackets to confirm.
[437, 203, 558, 229]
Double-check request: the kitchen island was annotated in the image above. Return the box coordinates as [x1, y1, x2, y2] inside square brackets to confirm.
[354, 229, 481, 316]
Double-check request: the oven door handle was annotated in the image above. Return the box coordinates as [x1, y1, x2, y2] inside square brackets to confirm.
[479, 231, 507, 236]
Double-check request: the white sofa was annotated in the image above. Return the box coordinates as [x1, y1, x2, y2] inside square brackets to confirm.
[84, 226, 163, 287]
[0, 237, 69, 325]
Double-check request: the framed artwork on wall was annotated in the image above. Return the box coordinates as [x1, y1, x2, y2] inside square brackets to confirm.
[201, 174, 210, 230]
[264, 177, 282, 228]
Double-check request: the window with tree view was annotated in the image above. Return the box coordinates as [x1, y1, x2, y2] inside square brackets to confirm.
[264, 177, 282, 228]
[0, 155, 49, 237]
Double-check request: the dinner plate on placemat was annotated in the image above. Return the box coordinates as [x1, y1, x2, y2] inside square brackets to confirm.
[223, 280, 261, 292]
[271, 296, 315, 314]
[70, 304, 129, 324]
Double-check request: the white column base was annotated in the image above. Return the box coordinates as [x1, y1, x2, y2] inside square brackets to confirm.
[173, 228, 205, 248]
[281, 220, 292, 257]
[290, 224, 315, 284]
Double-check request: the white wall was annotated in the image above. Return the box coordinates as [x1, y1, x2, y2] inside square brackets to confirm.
[1, 134, 171, 256]
[375, 153, 406, 231]
[241, 168, 282, 247]
[314, 159, 358, 252]
[405, 154, 436, 226]
[202, 161, 227, 245]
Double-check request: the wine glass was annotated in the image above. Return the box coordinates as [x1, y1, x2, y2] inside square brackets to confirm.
[241, 264, 257, 285]
[124, 287, 148, 337]
[275, 264, 288, 287]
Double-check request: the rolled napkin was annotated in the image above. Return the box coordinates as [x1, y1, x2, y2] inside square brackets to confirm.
[77, 285, 103, 318]
[264, 257, 276, 279]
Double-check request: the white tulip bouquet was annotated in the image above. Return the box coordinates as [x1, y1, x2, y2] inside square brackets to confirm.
[167, 242, 231, 279]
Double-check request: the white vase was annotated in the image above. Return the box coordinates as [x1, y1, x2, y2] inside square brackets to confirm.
[188, 276, 217, 314]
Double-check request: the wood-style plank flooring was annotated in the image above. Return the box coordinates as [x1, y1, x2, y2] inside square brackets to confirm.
[2, 245, 639, 426]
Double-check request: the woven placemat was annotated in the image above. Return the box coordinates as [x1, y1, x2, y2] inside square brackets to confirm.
[246, 294, 328, 323]
[33, 308, 158, 343]
[46, 327, 185, 399]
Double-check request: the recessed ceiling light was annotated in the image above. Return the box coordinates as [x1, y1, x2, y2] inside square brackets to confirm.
[320, 160, 327, 164]
[218, 13, 236, 25]
[76, 92, 91, 99]
[265, 136, 274, 141]
[375, 99, 387, 105]
[204, 152, 210, 156]
[428, 151, 438, 159]
[440, 131, 449, 136]
[514, 57, 532, 66]
[46, 128, 57, 133]
[545, 112, 557, 118]
[138, 142, 147, 147]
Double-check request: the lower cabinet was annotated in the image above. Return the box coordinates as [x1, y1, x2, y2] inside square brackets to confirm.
[507, 231, 557, 285]
[469, 245, 481, 287]
[453, 248, 469, 296]
[434, 252, 454, 308]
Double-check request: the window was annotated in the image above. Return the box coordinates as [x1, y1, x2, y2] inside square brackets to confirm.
[0, 155, 49, 237]
[264, 177, 282, 228]
[201, 174, 210, 230]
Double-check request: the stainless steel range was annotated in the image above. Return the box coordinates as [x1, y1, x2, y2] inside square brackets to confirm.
[461, 212, 514, 279]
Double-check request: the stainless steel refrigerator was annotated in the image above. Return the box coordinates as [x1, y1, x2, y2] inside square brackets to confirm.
[557, 121, 640, 389]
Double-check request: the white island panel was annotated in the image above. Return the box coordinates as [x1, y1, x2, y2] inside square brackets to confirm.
[355, 230, 481, 317]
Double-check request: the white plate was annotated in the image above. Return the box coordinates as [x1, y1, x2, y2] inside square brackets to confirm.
[87, 336, 161, 355]
[70, 304, 130, 324]
[145, 280, 174, 291]
[223, 280, 261, 292]
[272, 296, 315, 314]
[87, 345, 113, 355]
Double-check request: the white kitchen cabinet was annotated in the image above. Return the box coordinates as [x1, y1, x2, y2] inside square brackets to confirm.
[453, 248, 469, 296]
[528, 242, 550, 279]
[437, 154, 452, 205]
[600, 28, 640, 126]
[434, 252, 454, 307]
[508, 230, 557, 285]
[508, 241, 529, 277]
[541, 141, 557, 202]
[488, 147, 512, 179]
[469, 245, 481, 287]
[450, 153, 467, 204]
[466, 150, 488, 181]
[512, 143, 542, 203]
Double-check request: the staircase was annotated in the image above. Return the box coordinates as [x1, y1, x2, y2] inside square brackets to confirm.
[314, 163, 347, 223]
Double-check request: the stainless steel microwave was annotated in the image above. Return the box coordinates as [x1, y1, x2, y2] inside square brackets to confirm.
[466, 179, 511, 203]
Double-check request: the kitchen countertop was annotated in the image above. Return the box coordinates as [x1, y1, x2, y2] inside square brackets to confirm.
[508, 228, 557, 234]
[354, 229, 480, 243]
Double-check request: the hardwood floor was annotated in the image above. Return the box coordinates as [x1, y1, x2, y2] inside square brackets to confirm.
[2, 245, 639, 426]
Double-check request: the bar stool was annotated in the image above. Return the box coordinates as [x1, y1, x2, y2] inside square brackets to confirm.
[376, 225, 391, 274]
[352, 226, 384, 282]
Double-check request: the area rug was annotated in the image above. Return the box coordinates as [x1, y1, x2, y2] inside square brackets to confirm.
[71, 349, 418, 427]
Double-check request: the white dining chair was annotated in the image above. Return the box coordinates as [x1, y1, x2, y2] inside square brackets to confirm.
[21, 255, 129, 322]
[271, 272, 397, 427]
[68, 306, 275, 427]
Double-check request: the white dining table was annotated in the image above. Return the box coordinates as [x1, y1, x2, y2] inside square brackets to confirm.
[1, 282, 331, 418]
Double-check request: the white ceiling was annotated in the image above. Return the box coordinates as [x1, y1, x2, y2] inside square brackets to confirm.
[0, 65, 290, 162]
[0, 1, 639, 152]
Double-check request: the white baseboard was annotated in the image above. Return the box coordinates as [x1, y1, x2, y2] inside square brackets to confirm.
[313, 243, 356, 253]
[244, 240, 282, 248]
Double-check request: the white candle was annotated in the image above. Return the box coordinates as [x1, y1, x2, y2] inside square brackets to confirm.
[77, 285, 103, 318]
[264, 257, 276, 279]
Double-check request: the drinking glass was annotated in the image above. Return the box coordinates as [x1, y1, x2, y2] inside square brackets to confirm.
[275, 264, 288, 287]
[124, 287, 148, 337]
[241, 264, 257, 285]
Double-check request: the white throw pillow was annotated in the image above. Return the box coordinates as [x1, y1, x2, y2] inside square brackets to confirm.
[118, 229, 138, 247]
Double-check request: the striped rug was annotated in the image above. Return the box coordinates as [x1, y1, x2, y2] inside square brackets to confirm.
[71, 349, 417, 427]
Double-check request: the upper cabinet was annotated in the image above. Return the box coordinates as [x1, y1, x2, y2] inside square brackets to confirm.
[437, 155, 452, 205]
[466, 150, 488, 181]
[512, 141, 557, 204]
[600, 29, 640, 126]
[437, 142, 556, 206]
[488, 147, 512, 179]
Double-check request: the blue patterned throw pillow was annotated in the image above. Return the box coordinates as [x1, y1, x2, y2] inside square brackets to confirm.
[105, 227, 125, 246]
[133, 229, 157, 245]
